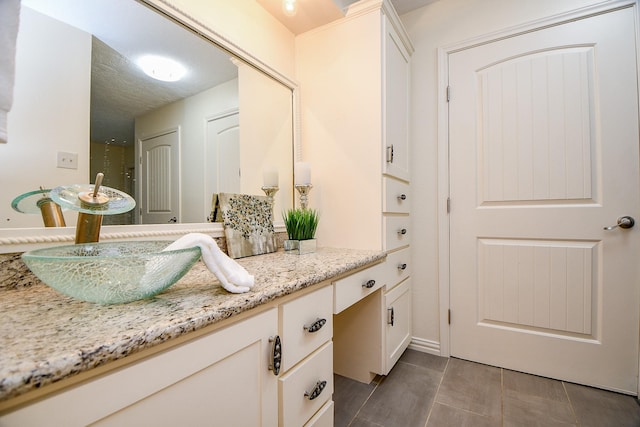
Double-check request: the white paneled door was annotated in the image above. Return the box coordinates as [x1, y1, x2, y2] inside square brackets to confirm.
[449, 5, 640, 394]
[206, 112, 240, 199]
[139, 129, 180, 224]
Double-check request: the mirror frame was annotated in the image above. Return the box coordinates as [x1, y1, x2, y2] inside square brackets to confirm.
[0, 0, 300, 254]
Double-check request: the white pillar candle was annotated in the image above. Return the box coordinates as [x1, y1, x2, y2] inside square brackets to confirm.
[295, 162, 311, 185]
[263, 169, 279, 187]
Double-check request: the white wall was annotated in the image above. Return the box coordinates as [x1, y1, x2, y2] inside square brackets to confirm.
[400, 0, 612, 351]
[1, 7, 90, 228]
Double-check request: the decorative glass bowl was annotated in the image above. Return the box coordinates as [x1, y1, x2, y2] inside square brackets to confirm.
[22, 241, 201, 304]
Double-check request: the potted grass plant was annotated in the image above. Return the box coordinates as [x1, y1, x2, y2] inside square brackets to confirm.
[282, 208, 319, 254]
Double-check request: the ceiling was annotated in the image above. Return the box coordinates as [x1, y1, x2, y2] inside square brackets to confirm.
[259, 0, 437, 34]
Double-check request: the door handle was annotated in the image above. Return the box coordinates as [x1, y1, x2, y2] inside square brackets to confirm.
[604, 216, 635, 230]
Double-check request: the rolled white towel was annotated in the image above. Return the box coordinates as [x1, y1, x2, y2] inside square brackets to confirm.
[164, 233, 254, 293]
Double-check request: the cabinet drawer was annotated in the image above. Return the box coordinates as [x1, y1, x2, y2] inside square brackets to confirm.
[281, 286, 333, 372]
[383, 216, 411, 252]
[385, 247, 410, 290]
[383, 177, 410, 214]
[304, 400, 333, 427]
[279, 342, 333, 427]
[333, 262, 386, 314]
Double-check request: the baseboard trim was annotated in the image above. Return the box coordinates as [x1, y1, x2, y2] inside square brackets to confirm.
[408, 337, 441, 356]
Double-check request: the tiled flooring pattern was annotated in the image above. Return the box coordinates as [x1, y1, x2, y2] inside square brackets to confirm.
[334, 349, 640, 427]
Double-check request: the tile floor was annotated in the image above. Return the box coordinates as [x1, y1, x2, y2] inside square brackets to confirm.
[333, 349, 640, 427]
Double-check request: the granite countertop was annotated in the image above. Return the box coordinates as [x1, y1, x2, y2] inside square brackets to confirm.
[0, 247, 384, 403]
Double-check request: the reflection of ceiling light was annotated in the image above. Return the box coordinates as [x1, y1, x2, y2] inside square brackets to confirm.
[138, 55, 187, 82]
[282, 0, 298, 17]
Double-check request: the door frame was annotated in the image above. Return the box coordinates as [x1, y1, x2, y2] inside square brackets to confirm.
[436, 0, 640, 389]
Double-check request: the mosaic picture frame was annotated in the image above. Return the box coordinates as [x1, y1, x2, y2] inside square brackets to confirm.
[218, 193, 277, 258]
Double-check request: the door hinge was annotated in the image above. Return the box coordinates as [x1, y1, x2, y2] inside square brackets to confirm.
[446, 197, 451, 213]
[446, 85, 451, 102]
[448, 309, 451, 325]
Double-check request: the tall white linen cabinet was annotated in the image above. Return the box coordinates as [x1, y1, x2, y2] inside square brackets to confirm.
[296, 0, 414, 382]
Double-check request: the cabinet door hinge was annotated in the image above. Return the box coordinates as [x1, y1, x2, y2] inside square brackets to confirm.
[448, 309, 451, 325]
[446, 85, 451, 102]
[446, 197, 451, 214]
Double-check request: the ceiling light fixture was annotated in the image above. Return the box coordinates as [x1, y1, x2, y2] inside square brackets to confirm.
[138, 55, 187, 82]
[282, 0, 298, 17]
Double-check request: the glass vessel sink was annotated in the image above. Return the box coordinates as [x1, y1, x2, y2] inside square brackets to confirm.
[22, 241, 201, 304]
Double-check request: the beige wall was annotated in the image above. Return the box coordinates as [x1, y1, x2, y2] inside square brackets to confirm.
[400, 0, 612, 352]
[164, 0, 296, 81]
[238, 63, 294, 220]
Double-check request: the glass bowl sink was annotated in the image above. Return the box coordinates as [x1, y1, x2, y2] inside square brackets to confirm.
[22, 241, 201, 304]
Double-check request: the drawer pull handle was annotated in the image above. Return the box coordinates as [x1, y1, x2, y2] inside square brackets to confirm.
[304, 318, 327, 333]
[398, 263, 407, 271]
[388, 307, 395, 326]
[304, 380, 327, 401]
[268, 335, 282, 376]
[362, 279, 376, 289]
[397, 194, 407, 201]
[398, 228, 407, 235]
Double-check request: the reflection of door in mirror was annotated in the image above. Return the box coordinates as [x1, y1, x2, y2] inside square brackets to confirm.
[139, 130, 180, 225]
[207, 111, 241, 198]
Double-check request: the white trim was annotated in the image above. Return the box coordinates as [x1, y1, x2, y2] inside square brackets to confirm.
[147, 0, 298, 90]
[408, 337, 441, 356]
[437, 43, 451, 357]
[633, 0, 640, 399]
[442, 0, 637, 54]
[0, 222, 286, 254]
[437, 0, 639, 363]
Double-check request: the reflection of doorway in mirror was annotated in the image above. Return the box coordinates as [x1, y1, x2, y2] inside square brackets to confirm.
[90, 140, 135, 226]
[139, 129, 180, 224]
[206, 111, 240, 212]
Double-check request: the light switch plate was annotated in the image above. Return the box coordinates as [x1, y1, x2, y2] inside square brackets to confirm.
[57, 151, 78, 169]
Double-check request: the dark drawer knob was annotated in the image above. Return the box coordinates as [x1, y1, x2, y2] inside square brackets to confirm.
[303, 318, 327, 333]
[268, 336, 282, 376]
[304, 380, 327, 401]
[362, 279, 376, 289]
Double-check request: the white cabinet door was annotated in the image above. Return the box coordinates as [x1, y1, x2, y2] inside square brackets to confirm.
[1, 309, 279, 427]
[383, 15, 410, 182]
[384, 278, 411, 375]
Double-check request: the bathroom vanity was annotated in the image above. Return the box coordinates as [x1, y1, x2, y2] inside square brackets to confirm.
[0, 248, 388, 426]
[0, 0, 415, 425]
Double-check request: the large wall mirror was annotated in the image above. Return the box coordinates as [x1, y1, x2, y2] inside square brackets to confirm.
[0, 0, 295, 251]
